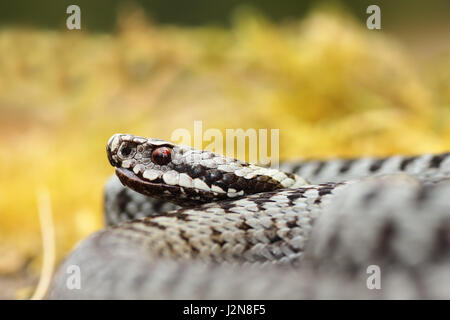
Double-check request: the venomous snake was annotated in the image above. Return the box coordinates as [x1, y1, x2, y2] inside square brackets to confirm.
[48, 133, 450, 299]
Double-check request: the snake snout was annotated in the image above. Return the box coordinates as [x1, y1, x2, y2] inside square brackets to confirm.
[107, 146, 116, 167]
[106, 134, 122, 167]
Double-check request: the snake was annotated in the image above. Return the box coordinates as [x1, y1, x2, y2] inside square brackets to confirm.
[48, 133, 450, 299]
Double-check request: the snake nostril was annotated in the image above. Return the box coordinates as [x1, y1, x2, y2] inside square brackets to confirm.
[121, 146, 132, 157]
[118, 142, 137, 160]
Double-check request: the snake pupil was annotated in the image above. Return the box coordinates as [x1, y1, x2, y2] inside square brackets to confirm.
[152, 147, 172, 165]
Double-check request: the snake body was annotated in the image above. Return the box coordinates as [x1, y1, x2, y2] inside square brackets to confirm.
[48, 134, 450, 299]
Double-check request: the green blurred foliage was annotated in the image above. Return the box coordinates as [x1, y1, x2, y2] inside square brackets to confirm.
[0, 0, 449, 30]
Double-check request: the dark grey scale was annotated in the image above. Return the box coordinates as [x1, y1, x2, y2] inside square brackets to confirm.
[188, 165, 206, 179]
[213, 172, 237, 191]
[207, 169, 222, 183]
[259, 189, 295, 202]
[318, 187, 334, 197]
[312, 161, 327, 176]
[199, 168, 223, 187]
[373, 218, 397, 262]
[252, 176, 271, 192]
[362, 188, 381, 205]
[369, 158, 386, 173]
[288, 188, 306, 197]
[415, 184, 434, 204]
[269, 243, 296, 261]
[266, 177, 284, 188]
[253, 181, 268, 193]
[172, 163, 187, 173]
[178, 230, 201, 255]
[256, 180, 281, 193]
[429, 153, 450, 169]
[304, 226, 346, 271]
[257, 175, 270, 182]
[222, 172, 237, 184]
[316, 182, 340, 190]
[290, 163, 304, 174]
[338, 159, 355, 174]
[285, 172, 299, 180]
[238, 221, 252, 231]
[210, 227, 226, 245]
[400, 156, 417, 170]
[198, 173, 211, 184]
[116, 189, 134, 220]
[154, 210, 190, 221]
[217, 200, 241, 211]
[253, 198, 270, 212]
[266, 230, 284, 245]
[266, 178, 283, 190]
[285, 242, 304, 257]
[228, 176, 250, 193]
[267, 245, 288, 260]
[325, 230, 341, 255]
[237, 177, 250, 191]
[150, 199, 178, 216]
[163, 240, 176, 256]
[285, 218, 299, 229]
[286, 193, 305, 206]
[211, 180, 228, 191]
[430, 219, 450, 262]
[239, 241, 268, 262]
[324, 182, 344, 189]
[136, 220, 167, 231]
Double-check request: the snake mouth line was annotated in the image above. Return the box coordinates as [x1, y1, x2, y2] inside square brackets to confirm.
[115, 167, 230, 205]
[115, 168, 182, 197]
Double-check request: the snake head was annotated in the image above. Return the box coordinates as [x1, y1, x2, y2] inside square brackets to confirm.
[106, 133, 308, 206]
[107, 133, 174, 168]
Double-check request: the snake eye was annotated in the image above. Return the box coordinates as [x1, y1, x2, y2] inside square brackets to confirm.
[151, 147, 172, 165]
[118, 143, 136, 159]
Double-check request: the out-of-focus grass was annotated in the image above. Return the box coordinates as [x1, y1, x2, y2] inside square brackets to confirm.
[0, 7, 449, 297]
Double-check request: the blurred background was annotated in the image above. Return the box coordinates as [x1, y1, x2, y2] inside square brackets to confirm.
[0, 0, 449, 299]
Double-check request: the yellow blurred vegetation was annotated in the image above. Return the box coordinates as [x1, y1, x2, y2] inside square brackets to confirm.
[0, 6, 449, 296]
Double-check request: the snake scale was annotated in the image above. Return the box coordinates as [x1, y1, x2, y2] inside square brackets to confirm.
[48, 134, 450, 299]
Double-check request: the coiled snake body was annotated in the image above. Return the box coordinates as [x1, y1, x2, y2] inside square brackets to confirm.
[48, 134, 450, 299]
